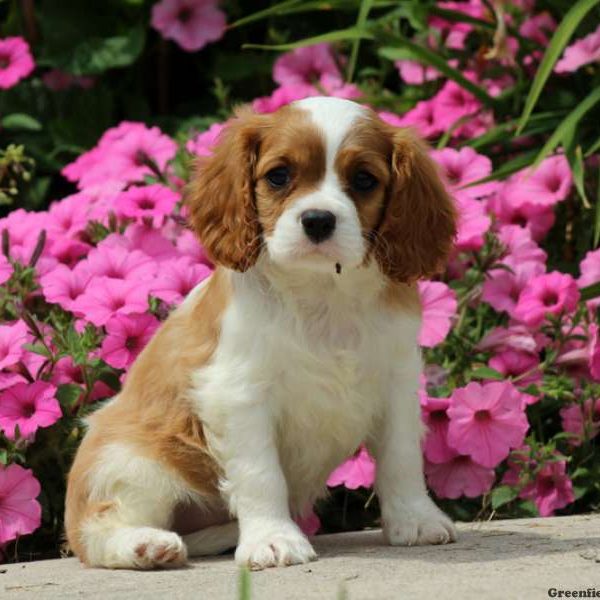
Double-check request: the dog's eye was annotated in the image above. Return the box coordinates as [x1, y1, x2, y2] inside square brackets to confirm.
[351, 170, 378, 193]
[265, 166, 290, 189]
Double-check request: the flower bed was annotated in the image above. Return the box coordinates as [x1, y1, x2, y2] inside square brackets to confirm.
[0, 0, 599, 562]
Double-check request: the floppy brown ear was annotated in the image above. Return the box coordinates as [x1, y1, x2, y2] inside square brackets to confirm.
[374, 128, 457, 283]
[186, 107, 263, 272]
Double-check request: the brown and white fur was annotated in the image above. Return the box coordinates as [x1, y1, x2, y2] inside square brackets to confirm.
[65, 96, 458, 570]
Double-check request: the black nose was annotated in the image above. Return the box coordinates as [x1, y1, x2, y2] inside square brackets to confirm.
[301, 210, 336, 244]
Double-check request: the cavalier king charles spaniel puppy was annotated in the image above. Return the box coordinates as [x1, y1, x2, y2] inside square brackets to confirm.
[65, 96, 458, 570]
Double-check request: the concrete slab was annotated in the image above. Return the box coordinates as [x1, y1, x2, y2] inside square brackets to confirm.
[2, 515, 599, 599]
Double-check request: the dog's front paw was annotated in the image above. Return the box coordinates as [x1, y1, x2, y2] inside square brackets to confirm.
[235, 521, 317, 570]
[382, 498, 457, 547]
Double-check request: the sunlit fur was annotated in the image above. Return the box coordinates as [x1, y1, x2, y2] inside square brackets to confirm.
[65, 97, 457, 571]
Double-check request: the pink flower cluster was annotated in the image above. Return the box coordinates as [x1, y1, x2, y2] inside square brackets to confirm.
[421, 381, 528, 500]
[252, 44, 362, 114]
[151, 0, 226, 52]
[0, 37, 35, 89]
[0, 121, 213, 545]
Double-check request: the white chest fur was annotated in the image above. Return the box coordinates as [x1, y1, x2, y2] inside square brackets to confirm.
[192, 263, 420, 515]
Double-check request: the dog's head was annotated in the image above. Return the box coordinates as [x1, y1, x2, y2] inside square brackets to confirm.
[187, 97, 457, 282]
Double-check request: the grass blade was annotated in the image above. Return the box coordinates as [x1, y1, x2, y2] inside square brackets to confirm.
[585, 135, 600, 157]
[516, 0, 600, 134]
[243, 27, 374, 51]
[464, 149, 538, 187]
[239, 567, 251, 600]
[347, 0, 375, 82]
[581, 281, 600, 301]
[531, 85, 600, 168]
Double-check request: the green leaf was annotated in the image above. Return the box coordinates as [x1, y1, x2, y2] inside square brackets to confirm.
[470, 366, 505, 381]
[0, 449, 7, 465]
[563, 126, 589, 207]
[466, 149, 538, 187]
[491, 485, 519, 510]
[531, 85, 600, 168]
[517, 0, 600, 134]
[379, 42, 496, 107]
[243, 26, 374, 51]
[581, 281, 600, 301]
[69, 25, 146, 75]
[23, 343, 52, 359]
[1, 113, 43, 131]
[347, 0, 375, 82]
[57, 383, 84, 409]
[585, 135, 600, 157]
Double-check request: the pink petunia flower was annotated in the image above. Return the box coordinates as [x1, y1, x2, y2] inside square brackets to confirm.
[520, 460, 575, 517]
[496, 225, 548, 265]
[447, 381, 529, 468]
[519, 12, 556, 46]
[116, 184, 180, 226]
[418, 281, 457, 348]
[476, 324, 545, 354]
[0, 37, 35, 89]
[383, 100, 443, 139]
[0, 254, 13, 285]
[555, 23, 600, 74]
[186, 122, 226, 156]
[432, 80, 481, 129]
[63, 123, 177, 191]
[395, 59, 443, 84]
[488, 186, 556, 242]
[578, 248, 600, 308]
[429, 1, 485, 50]
[151, 256, 212, 305]
[273, 43, 342, 87]
[590, 324, 600, 381]
[0, 320, 28, 371]
[425, 455, 495, 499]
[151, 0, 226, 52]
[84, 245, 156, 282]
[420, 393, 454, 464]
[454, 197, 491, 252]
[0, 381, 61, 440]
[175, 229, 212, 266]
[512, 155, 573, 208]
[482, 258, 545, 316]
[39, 264, 92, 311]
[560, 399, 600, 446]
[488, 349, 541, 389]
[513, 271, 580, 328]
[50, 357, 113, 403]
[70, 276, 151, 326]
[0, 464, 41, 544]
[100, 313, 159, 370]
[431, 147, 497, 201]
[327, 446, 376, 490]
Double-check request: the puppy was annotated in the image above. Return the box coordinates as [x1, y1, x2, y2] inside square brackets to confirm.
[65, 96, 458, 570]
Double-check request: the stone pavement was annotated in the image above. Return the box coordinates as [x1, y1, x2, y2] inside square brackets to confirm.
[2, 515, 599, 599]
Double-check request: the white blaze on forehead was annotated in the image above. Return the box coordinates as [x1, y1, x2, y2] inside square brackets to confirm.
[292, 97, 367, 168]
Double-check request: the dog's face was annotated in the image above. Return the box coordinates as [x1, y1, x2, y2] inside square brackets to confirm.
[187, 97, 457, 282]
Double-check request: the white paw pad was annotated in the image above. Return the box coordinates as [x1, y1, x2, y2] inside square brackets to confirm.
[383, 504, 457, 547]
[236, 528, 317, 570]
[128, 529, 188, 569]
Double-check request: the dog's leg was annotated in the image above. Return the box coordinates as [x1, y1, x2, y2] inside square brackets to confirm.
[369, 347, 457, 546]
[71, 444, 188, 569]
[222, 403, 317, 570]
[183, 521, 239, 556]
